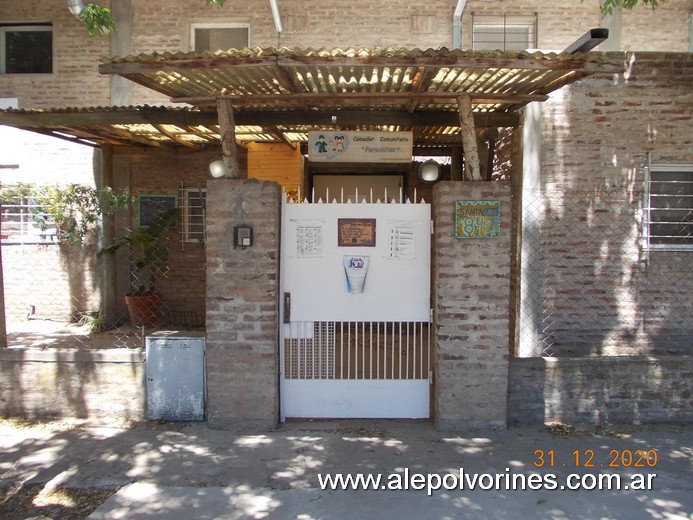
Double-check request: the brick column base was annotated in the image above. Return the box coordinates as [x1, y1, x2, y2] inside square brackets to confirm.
[205, 179, 280, 429]
[432, 182, 511, 430]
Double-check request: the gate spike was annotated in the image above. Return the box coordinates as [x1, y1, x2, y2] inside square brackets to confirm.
[340, 187, 344, 204]
[311, 187, 315, 203]
[414, 188, 417, 203]
[355, 187, 359, 204]
[326, 187, 330, 204]
[384, 187, 388, 203]
[399, 187, 403, 204]
[370, 188, 373, 203]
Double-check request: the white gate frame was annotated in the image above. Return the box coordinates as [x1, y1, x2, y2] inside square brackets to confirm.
[279, 191, 432, 420]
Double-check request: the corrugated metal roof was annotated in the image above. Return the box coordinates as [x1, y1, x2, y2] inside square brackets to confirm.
[0, 48, 619, 150]
[99, 47, 618, 114]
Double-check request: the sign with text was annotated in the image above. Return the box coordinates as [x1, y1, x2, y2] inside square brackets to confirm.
[455, 200, 501, 239]
[338, 218, 376, 247]
[308, 131, 413, 163]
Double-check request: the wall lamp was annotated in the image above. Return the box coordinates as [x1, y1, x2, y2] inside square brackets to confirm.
[418, 159, 442, 184]
[208, 159, 230, 179]
[66, 0, 85, 16]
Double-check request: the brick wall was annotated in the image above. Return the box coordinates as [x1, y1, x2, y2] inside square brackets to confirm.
[432, 181, 512, 430]
[461, 0, 597, 51]
[0, 348, 145, 425]
[205, 179, 280, 429]
[461, 0, 691, 52]
[621, 1, 691, 51]
[2, 0, 690, 111]
[508, 356, 693, 425]
[1, 242, 101, 321]
[0, 0, 110, 108]
[125, 150, 226, 319]
[535, 52, 693, 356]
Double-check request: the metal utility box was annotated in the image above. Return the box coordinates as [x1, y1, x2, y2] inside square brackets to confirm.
[145, 332, 205, 421]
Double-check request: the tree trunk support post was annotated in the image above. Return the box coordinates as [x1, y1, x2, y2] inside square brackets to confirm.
[217, 98, 243, 179]
[457, 94, 482, 181]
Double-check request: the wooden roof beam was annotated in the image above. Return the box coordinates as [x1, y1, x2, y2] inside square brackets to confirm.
[269, 126, 297, 149]
[153, 124, 204, 149]
[175, 91, 549, 106]
[99, 53, 619, 75]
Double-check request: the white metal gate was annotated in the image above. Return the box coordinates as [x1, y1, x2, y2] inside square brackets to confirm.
[280, 190, 431, 420]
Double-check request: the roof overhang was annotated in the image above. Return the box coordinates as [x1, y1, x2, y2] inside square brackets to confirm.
[0, 105, 522, 151]
[0, 47, 621, 151]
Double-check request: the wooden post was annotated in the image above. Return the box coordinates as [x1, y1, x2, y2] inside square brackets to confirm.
[99, 144, 118, 328]
[450, 146, 464, 182]
[457, 94, 482, 181]
[485, 138, 496, 181]
[217, 98, 243, 178]
[478, 127, 499, 181]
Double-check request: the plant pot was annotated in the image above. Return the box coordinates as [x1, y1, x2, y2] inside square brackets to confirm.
[124, 293, 162, 327]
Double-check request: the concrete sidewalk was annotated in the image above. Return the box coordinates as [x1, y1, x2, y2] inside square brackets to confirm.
[1, 420, 691, 519]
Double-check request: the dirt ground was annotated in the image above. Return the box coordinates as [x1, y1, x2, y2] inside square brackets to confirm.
[0, 419, 118, 519]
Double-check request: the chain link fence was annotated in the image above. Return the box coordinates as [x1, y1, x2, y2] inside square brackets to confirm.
[516, 189, 692, 357]
[4, 183, 689, 356]
[1, 184, 205, 350]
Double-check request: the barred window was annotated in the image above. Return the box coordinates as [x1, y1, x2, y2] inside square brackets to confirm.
[645, 164, 693, 251]
[181, 188, 206, 243]
[472, 14, 536, 52]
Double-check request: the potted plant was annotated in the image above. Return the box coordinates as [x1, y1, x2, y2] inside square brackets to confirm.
[98, 208, 179, 327]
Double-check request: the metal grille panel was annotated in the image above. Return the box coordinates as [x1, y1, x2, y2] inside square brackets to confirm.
[284, 321, 430, 380]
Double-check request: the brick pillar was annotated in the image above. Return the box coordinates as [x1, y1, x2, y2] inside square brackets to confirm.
[205, 179, 280, 429]
[432, 181, 512, 430]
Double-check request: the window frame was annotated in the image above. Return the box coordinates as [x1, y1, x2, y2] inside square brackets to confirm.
[189, 22, 250, 52]
[180, 187, 206, 243]
[471, 14, 537, 52]
[0, 23, 53, 74]
[644, 163, 693, 252]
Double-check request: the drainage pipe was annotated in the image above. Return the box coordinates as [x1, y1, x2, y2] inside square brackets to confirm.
[452, 0, 468, 49]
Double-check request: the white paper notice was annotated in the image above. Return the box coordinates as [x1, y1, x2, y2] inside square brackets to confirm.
[389, 223, 415, 259]
[297, 225, 324, 258]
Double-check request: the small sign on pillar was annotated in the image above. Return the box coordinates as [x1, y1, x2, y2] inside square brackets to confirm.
[455, 200, 501, 239]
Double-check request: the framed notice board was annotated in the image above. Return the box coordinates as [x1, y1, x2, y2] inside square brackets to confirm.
[338, 218, 376, 247]
[138, 195, 177, 227]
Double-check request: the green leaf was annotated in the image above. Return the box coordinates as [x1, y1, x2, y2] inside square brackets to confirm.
[599, 0, 660, 16]
[80, 4, 116, 37]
